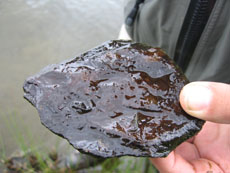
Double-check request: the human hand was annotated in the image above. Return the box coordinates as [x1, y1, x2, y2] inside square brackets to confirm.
[150, 82, 230, 172]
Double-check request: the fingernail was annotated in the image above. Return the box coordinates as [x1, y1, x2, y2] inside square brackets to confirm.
[182, 84, 212, 112]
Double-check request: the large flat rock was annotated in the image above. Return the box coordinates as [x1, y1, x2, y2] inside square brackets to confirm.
[23, 40, 204, 158]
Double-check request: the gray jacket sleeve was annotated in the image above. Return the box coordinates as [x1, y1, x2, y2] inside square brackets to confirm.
[125, 0, 230, 83]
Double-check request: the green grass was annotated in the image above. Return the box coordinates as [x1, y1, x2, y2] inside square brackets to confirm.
[0, 132, 6, 159]
[100, 156, 158, 173]
[0, 112, 58, 172]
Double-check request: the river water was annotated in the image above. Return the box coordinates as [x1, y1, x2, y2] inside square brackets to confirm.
[0, 0, 124, 158]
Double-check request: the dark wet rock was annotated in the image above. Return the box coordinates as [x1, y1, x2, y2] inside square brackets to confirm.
[23, 40, 205, 158]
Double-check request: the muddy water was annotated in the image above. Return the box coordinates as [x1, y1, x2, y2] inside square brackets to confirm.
[0, 0, 124, 158]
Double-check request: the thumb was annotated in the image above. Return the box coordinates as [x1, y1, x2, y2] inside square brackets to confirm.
[180, 81, 230, 124]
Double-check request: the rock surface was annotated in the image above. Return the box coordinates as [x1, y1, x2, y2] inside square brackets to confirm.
[23, 40, 205, 158]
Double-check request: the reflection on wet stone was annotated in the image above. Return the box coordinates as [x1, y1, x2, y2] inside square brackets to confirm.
[23, 40, 205, 158]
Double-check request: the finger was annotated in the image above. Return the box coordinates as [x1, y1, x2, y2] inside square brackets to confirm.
[174, 141, 200, 161]
[190, 159, 225, 173]
[180, 82, 230, 124]
[150, 151, 194, 173]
